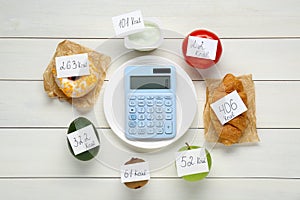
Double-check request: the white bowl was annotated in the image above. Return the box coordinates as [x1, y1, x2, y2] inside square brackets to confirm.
[124, 18, 164, 51]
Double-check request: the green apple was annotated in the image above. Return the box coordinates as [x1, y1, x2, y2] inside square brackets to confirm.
[177, 143, 212, 181]
[67, 117, 100, 161]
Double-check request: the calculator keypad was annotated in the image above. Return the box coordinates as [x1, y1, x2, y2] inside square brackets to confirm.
[126, 94, 176, 140]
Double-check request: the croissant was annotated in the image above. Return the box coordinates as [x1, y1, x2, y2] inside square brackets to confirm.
[210, 74, 248, 146]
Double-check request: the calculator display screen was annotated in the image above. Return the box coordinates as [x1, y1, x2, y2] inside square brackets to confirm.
[130, 76, 170, 89]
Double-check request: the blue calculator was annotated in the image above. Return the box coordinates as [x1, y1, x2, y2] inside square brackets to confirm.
[125, 65, 176, 141]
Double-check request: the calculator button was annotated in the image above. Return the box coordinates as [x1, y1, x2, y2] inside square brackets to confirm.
[138, 129, 146, 135]
[129, 96, 136, 100]
[138, 121, 145, 127]
[156, 114, 163, 120]
[138, 96, 145, 100]
[155, 96, 163, 100]
[156, 107, 163, 113]
[165, 100, 172, 106]
[147, 128, 154, 134]
[128, 121, 137, 128]
[147, 114, 154, 120]
[164, 95, 172, 99]
[129, 100, 136, 106]
[147, 107, 154, 113]
[129, 107, 136, 113]
[156, 121, 163, 127]
[156, 100, 163, 106]
[129, 114, 137, 120]
[147, 121, 154, 127]
[137, 107, 145, 113]
[129, 128, 136, 134]
[138, 100, 145, 106]
[157, 128, 164, 134]
[146, 100, 154, 106]
[165, 107, 172, 113]
[165, 114, 172, 120]
[147, 96, 154, 100]
[138, 114, 145, 120]
[165, 121, 172, 134]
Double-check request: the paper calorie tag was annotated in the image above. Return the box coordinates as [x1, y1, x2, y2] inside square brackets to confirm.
[175, 148, 209, 177]
[67, 124, 100, 155]
[112, 10, 145, 36]
[120, 161, 150, 183]
[186, 36, 218, 60]
[210, 90, 248, 125]
[55, 53, 90, 78]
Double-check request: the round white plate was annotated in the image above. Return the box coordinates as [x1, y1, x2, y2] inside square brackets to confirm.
[103, 55, 197, 149]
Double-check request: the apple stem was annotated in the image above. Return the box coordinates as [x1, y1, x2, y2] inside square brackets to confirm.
[185, 142, 191, 150]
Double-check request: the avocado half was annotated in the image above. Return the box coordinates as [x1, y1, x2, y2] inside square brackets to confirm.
[67, 117, 100, 161]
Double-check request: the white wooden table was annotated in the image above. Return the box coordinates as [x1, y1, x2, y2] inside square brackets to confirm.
[0, 0, 299, 199]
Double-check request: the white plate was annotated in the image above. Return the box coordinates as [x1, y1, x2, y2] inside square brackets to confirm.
[103, 55, 197, 149]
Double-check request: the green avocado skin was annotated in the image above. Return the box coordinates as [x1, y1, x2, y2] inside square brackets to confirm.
[67, 117, 100, 161]
[178, 146, 212, 182]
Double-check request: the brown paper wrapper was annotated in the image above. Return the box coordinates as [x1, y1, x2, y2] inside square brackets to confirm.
[43, 40, 111, 110]
[204, 74, 259, 145]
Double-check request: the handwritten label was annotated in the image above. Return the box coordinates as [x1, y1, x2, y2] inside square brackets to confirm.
[175, 148, 209, 177]
[120, 161, 150, 183]
[210, 90, 248, 125]
[112, 10, 145, 36]
[186, 36, 218, 60]
[67, 124, 99, 156]
[55, 53, 89, 78]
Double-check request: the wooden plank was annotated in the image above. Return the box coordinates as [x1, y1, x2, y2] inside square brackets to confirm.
[0, 129, 299, 178]
[0, 39, 300, 80]
[0, 0, 299, 37]
[0, 178, 299, 200]
[0, 81, 299, 128]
